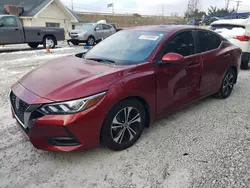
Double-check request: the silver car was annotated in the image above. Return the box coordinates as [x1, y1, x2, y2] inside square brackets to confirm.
[70, 23, 116, 46]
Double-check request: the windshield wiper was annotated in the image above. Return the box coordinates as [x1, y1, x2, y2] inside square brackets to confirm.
[86, 58, 116, 64]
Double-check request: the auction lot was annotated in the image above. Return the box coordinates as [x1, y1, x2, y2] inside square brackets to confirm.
[1, 43, 250, 188]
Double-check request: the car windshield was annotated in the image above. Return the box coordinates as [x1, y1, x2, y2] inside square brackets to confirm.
[84, 30, 166, 65]
[80, 23, 95, 30]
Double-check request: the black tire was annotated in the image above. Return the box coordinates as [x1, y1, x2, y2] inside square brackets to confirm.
[241, 58, 250, 70]
[101, 99, 146, 151]
[86, 36, 95, 46]
[43, 36, 56, 49]
[215, 68, 236, 99]
[28, 43, 39, 49]
[71, 41, 79, 46]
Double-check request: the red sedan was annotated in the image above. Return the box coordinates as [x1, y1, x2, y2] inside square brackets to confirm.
[10, 25, 241, 152]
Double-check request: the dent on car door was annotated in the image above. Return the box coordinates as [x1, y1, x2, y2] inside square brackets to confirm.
[196, 31, 225, 96]
[155, 31, 202, 116]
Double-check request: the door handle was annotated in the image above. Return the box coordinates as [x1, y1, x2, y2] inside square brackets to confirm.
[15, 28, 19, 31]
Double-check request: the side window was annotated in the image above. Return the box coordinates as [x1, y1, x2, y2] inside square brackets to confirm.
[0, 17, 18, 27]
[95, 24, 103, 30]
[163, 31, 195, 57]
[103, 24, 112, 30]
[197, 31, 221, 52]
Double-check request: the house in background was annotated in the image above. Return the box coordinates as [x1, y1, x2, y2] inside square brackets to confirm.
[0, 0, 84, 39]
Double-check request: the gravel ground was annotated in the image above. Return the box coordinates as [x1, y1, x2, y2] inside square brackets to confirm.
[0, 43, 250, 188]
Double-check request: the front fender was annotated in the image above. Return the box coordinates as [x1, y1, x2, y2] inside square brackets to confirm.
[108, 69, 156, 124]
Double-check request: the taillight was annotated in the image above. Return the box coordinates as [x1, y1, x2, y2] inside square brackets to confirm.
[235, 35, 250, 41]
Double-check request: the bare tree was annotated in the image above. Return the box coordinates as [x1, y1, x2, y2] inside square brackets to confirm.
[185, 0, 205, 18]
[186, 0, 201, 17]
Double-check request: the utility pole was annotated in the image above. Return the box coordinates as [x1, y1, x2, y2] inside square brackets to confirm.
[112, 3, 114, 15]
[71, 0, 74, 11]
[225, 0, 231, 10]
[235, 0, 242, 13]
[162, 4, 164, 17]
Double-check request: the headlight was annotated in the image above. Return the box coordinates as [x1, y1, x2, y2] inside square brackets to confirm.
[39, 92, 106, 115]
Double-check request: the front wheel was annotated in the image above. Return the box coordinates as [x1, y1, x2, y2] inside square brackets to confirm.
[71, 41, 79, 46]
[101, 99, 146, 151]
[215, 68, 236, 99]
[86, 36, 95, 46]
[43, 36, 56, 49]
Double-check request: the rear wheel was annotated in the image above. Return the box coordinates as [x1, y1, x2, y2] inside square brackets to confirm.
[101, 99, 146, 151]
[241, 57, 250, 70]
[43, 36, 56, 49]
[215, 68, 236, 99]
[28, 43, 39, 49]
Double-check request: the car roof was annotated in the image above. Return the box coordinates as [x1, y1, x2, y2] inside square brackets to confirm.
[129, 25, 199, 33]
[211, 19, 249, 26]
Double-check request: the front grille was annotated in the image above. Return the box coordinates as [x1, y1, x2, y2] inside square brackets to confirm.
[10, 92, 29, 124]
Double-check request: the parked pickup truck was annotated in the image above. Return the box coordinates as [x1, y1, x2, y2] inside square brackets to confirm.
[0, 15, 64, 49]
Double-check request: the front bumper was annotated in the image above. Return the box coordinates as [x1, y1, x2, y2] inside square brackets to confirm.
[10, 83, 108, 152]
[70, 34, 85, 41]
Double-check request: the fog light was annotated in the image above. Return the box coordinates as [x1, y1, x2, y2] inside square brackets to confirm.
[46, 137, 80, 146]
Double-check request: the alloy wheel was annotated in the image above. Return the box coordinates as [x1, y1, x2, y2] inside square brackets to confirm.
[222, 72, 234, 96]
[111, 107, 142, 144]
[88, 38, 95, 46]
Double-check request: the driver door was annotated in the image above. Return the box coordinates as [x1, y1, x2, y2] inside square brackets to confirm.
[0, 16, 23, 44]
[155, 30, 202, 115]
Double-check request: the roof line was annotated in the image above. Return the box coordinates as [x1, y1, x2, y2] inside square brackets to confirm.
[32, 0, 78, 22]
[33, 0, 54, 18]
[57, 0, 78, 22]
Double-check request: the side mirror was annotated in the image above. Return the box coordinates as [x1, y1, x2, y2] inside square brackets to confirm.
[95, 27, 100, 31]
[161, 52, 184, 64]
[0, 23, 3, 27]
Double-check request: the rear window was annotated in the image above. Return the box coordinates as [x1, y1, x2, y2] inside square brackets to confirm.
[210, 24, 245, 31]
[197, 31, 222, 53]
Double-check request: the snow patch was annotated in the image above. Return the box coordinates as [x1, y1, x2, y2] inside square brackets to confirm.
[10, 54, 72, 62]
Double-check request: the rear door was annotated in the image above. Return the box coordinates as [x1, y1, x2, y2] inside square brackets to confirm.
[0, 16, 23, 44]
[195, 30, 226, 96]
[94, 24, 105, 40]
[103, 24, 115, 38]
[155, 30, 202, 115]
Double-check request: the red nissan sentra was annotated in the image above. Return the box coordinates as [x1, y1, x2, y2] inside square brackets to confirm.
[10, 25, 241, 152]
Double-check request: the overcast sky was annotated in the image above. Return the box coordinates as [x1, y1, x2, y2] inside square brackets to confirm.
[62, 0, 250, 16]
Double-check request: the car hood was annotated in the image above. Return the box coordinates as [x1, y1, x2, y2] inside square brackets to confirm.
[19, 55, 134, 102]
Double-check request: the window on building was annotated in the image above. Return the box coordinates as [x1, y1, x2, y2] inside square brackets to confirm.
[46, 22, 60, 28]
[72, 25, 75, 30]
